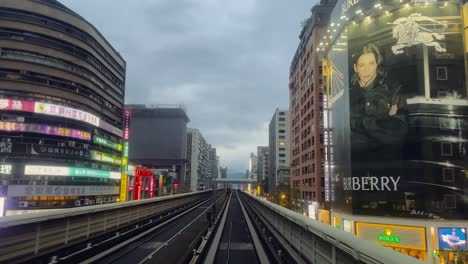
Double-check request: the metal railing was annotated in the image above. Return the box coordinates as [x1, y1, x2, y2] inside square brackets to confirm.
[242, 192, 423, 264]
[0, 190, 214, 263]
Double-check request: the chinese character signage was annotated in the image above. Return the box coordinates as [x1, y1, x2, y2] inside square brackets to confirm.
[7, 185, 119, 197]
[35, 102, 100, 126]
[93, 135, 122, 151]
[91, 150, 122, 165]
[0, 98, 122, 137]
[31, 144, 91, 159]
[24, 165, 121, 179]
[0, 99, 35, 112]
[0, 121, 91, 141]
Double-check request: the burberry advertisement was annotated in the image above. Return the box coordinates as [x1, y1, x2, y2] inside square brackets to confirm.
[329, 1, 468, 219]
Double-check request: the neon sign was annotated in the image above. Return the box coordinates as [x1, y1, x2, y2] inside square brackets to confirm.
[123, 108, 131, 140]
[93, 135, 122, 151]
[35, 102, 100, 126]
[0, 121, 91, 141]
[91, 150, 122, 165]
[0, 98, 122, 136]
[24, 165, 120, 179]
[378, 229, 401, 244]
[135, 167, 153, 177]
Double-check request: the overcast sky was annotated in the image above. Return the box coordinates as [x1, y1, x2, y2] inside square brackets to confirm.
[61, 0, 314, 173]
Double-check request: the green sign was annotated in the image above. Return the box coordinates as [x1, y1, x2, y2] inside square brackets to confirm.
[91, 150, 122, 165]
[123, 142, 129, 158]
[378, 234, 401, 243]
[93, 135, 122, 151]
[70, 167, 120, 179]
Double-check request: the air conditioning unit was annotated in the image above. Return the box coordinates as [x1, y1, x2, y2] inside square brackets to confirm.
[19, 201, 28, 208]
[75, 200, 81, 206]
[84, 199, 89, 205]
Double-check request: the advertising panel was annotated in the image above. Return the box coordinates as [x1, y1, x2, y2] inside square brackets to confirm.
[0, 99, 35, 112]
[7, 185, 120, 197]
[93, 136, 122, 151]
[35, 102, 100, 126]
[24, 165, 121, 179]
[0, 121, 91, 141]
[328, 1, 468, 219]
[31, 144, 91, 159]
[439, 228, 467, 251]
[355, 222, 426, 251]
[91, 150, 122, 165]
[0, 98, 122, 137]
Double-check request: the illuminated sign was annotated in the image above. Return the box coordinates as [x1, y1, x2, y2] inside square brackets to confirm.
[149, 177, 154, 198]
[8, 185, 119, 197]
[0, 99, 34, 112]
[24, 165, 120, 179]
[378, 229, 401, 244]
[123, 108, 131, 140]
[135, 167, 153, 177]
[0, 98, 122, 137]
[93, 136, 122, 151]
[0, 164, 11, 175]
[0, 121, 91, 141]
[439, 228, 467, 251]
[120, 173, 127, 202]
[356, 222, 426, 250]
[0, 197, 4, 217]
[35, 102, 100, 126]
[91, 150, 122, 165]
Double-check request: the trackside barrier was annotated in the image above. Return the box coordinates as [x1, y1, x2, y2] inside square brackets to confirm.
[0, 190, 217, 263]
[242, 192, 423, 264]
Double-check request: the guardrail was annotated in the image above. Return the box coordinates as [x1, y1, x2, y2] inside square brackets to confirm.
[242, 192, 423, 264]
[0, 190, 215, 263]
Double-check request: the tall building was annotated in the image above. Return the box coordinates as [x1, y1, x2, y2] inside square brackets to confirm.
[186, 128, 210, 191]
[256, 146, 269, 194]
[268, 108, 290, 194]
[208, 147, 218, 188]
[289, 1, 334, 207]
[249, 152, 257, 180]
[0, 0, 126, 214]
[125, 105, 189, 196]
[220, 167, 227, 179]
[322, 0, 468, 262]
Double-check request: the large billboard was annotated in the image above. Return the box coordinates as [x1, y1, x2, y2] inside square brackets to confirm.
[328, 1, 468, 219]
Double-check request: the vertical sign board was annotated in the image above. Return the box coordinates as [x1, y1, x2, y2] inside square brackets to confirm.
[120, 108, 131, 202]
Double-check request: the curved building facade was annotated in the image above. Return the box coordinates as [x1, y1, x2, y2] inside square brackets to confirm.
[0, 0, 125, 214]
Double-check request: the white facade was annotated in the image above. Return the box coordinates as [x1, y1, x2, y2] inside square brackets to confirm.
[268, 108, 291, 193]
[186, 128, 211, 192]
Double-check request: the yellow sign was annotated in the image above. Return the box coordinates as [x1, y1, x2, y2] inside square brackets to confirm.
[356, 222, 426, 250]
[119, 173, 127, 202]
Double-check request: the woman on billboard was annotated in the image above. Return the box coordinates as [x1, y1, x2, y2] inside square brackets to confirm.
[349, 44, 407, 160]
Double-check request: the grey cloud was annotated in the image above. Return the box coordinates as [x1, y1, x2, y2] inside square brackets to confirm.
[61, 0, 314, 172]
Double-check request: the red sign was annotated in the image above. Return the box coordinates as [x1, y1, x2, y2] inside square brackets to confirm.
[0, 99, 35, 112]
[150, 177, 154, 198]
[134, 176, 142, 200]
[135, 167, 153, 177]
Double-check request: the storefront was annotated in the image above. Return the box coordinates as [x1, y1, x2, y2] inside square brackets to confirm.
[356, 222, 427, 261]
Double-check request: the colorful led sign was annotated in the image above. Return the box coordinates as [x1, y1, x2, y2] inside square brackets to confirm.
[0, 98, 122, 136]
[93, 136, 122, 151]
[0, 121, 91, 141]
[24, 165, 120, 179]
[91, 150, 122, 165]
